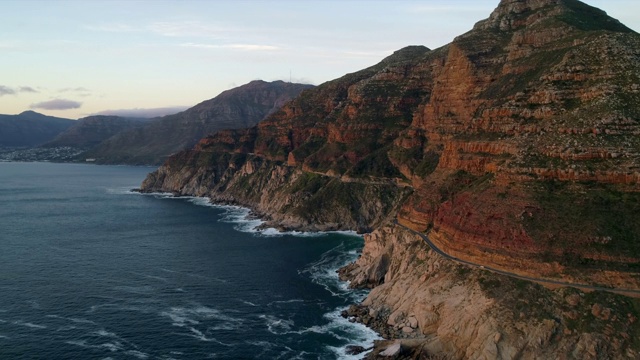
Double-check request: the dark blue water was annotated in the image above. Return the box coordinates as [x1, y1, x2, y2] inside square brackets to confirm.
[0, 162, 377, 359]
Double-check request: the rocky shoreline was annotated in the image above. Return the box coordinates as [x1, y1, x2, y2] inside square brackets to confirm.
[336, 225, 640, 359]
[133, 190, 640, 359]
[133, 189, 402, 357]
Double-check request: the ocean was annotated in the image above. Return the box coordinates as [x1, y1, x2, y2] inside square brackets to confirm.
[0, 162, 378, 359]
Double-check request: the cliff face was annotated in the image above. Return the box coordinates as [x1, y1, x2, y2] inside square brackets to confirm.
[393, 0, 640, 281]
[143, 0, 640, 278]
[140, 0, 640, 357]
[141, 150, 411, 232]
[84, 80, 313, 165]
[140, 46, 433, 231]
[340, 224, 640, 359]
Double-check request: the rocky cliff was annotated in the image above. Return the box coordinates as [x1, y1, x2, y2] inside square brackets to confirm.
[340, 224, 640, 359]
[84, 80, 313, 165]
[140, 0, 640, 358]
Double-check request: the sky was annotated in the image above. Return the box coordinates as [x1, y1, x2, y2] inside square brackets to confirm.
[1, 0, 639, 120]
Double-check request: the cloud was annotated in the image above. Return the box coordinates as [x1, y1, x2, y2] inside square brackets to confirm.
[227, 44, 280, 51]
[18, 86, 38, 93]
[87, 21, 236, 39]
[147, 21, 234, 38]
[0, 85, 16, 96]
[0, 85, 39, 96]
[407, 5, 489, 14]
[181, 42, 280, 51]
[85, 23, 137, 33]
[30, 99, 83, 110]
[92, 106, 189, 118]
[59, 86, 90, 93]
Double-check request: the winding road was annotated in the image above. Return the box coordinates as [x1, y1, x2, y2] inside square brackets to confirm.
[394, 221, 640, 296]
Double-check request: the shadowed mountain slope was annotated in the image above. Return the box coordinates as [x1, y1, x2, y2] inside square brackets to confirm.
[83, 80, 313, 165]
[43, 115, 149, 149]
[0, 111, 75, 147]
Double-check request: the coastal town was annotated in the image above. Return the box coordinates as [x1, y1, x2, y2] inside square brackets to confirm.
[0, 146, 84, 162]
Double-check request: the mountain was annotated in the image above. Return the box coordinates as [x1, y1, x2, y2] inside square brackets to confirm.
[82, 80, 314, 165]
[0, 111, 75, 147]
[140, 0, 640, 358]
[42, 115, 150, 149]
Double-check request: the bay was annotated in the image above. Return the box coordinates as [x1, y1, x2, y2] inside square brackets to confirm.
[0, 162, 377, 359]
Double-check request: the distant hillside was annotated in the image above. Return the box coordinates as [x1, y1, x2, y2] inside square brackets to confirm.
[0, 111, 75, 147]
[43, 115, 150, 149]
[83, 80, 314, 165]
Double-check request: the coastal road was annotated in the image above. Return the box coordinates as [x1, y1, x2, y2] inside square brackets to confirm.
[394, 220, 640, 296]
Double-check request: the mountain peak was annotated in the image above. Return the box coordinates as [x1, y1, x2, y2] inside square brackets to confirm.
[475, 0, 632, 33]
[19, 110, 44, 117]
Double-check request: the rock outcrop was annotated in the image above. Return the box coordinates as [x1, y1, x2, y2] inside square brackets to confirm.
[340, 224, 640, 359]
[141, 150, 411, 232]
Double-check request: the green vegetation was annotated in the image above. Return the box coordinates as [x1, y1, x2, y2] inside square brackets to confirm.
[293, 178, 407, 228]
[473, 267, 640, 352]
[524, 181, 640, 270]
[560, 0, 633, 32]
[288, 172, 329, 194]
[347, 145, 403, 178]
[388, 144, 440, 178]
[415, 151, 440, 178]
[477, 274, 502, 291]
[438, 170, 494, 201]
[304, 142, 351, 174]
[562, 289, 640, 351]
[290, 136, 326, 161]
[258, 135, 289, 160]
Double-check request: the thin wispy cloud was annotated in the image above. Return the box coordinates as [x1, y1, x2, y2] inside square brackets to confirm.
[30, 99, 82, 110]
[229, 44, 280, 51]
[92, 106, 189, 118]
[148, 21, 234, 38]
[408, 5, 489, 13]
[0, 85, 16, 96]
[181, 42, 280, 51]
[88, 20, 237, 39]
[59, 87, 90, 93]
[0, 85, 39, 96]
[18, 86, 38, 93]
[85, 23, 137, 33]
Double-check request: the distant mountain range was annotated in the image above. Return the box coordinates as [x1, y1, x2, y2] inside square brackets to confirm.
[82, 80, 313, 165]
[0, 80, 313, 164]
[0, 111, 75, 147]
[43, 116, 149, 149]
